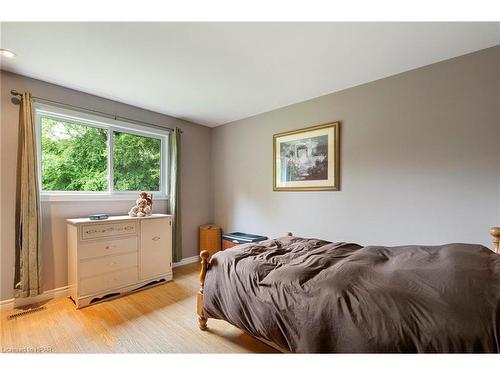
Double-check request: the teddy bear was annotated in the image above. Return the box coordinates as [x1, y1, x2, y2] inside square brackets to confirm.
[128, 192, 152, 217]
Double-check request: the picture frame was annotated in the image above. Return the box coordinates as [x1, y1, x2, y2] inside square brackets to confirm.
[273, 122, 340, 191]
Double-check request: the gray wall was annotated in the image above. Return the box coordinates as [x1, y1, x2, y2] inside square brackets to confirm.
[0, 71, 213, 301]
[212, 46, 500, 248]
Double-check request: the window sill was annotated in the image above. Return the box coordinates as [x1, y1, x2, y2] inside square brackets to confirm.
[40, 194, 168, 202]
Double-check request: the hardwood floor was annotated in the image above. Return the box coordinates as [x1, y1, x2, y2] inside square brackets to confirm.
[0, 263, 277, 353]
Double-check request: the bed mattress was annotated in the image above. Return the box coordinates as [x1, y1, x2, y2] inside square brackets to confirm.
[203, 236, 500, 353]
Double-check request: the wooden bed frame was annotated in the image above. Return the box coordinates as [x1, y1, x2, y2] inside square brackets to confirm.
[197, 228, 500, 332]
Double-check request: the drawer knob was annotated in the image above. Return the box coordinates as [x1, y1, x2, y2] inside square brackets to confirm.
[152, 236, 161, 241]
[105, 245, 116, 250]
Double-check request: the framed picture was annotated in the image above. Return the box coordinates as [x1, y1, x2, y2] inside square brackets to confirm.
[273, 122, 340, 191]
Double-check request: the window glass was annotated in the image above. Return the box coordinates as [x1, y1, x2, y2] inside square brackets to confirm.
[113, 131, 161, 191]
[40, 116, 108, 191]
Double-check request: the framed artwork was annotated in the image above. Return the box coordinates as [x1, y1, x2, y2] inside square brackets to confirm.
[273, 122, 340, 191]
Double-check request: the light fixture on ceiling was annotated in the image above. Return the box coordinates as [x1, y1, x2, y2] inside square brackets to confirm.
[0, 49, 16, 58]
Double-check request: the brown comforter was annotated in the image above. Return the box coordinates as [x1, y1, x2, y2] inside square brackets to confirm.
[203, 236, 500, 353]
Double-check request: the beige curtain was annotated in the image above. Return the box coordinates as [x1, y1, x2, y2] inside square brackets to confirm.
[14, 92, 42, 298]
[168, 127, 182, 262]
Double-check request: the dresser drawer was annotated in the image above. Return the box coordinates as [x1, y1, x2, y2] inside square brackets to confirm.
[81, 221, 137, 240]
[80, 252, 138, 279]
[79, 267, 138, 296]
[78, 237, 138, 260]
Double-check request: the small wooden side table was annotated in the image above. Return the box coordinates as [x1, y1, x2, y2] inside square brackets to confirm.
[200, 224, 222, 257]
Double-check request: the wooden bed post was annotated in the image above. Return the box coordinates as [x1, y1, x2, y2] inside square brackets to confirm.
[197, 250, 210, 330]
[490, 227, 500, 253]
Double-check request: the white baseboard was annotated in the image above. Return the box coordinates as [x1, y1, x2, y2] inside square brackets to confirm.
[172, 255, 199, 268]
[0, 285, 69, 311]
[1, 256, 199, 310]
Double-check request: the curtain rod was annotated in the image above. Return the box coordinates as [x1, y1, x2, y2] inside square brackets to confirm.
[10, 90, 182, 133]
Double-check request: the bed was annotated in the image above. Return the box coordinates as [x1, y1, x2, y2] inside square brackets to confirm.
[196, 230, 500, 353]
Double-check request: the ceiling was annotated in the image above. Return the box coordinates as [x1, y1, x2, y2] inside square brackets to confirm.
[1, 22, 499, 127]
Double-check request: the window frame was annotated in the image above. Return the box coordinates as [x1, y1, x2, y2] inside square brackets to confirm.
[34, 102, 169, 202]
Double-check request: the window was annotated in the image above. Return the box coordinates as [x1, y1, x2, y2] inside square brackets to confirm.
[35, 103, 169, 200]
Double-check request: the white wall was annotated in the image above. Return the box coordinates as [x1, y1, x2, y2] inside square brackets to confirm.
[0, 71, 213, 301]
[212, 46, 500, 248]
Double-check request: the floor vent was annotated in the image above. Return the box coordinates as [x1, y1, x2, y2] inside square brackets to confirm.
[7, 306, 47, 320]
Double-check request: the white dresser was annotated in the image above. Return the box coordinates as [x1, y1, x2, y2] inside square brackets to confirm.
[67, 214, 172, 308]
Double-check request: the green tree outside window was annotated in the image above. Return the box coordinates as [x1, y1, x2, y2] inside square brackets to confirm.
[40, 116, 162, 192]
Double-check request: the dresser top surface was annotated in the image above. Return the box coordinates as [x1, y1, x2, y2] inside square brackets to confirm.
[67, 213, 171, 225]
